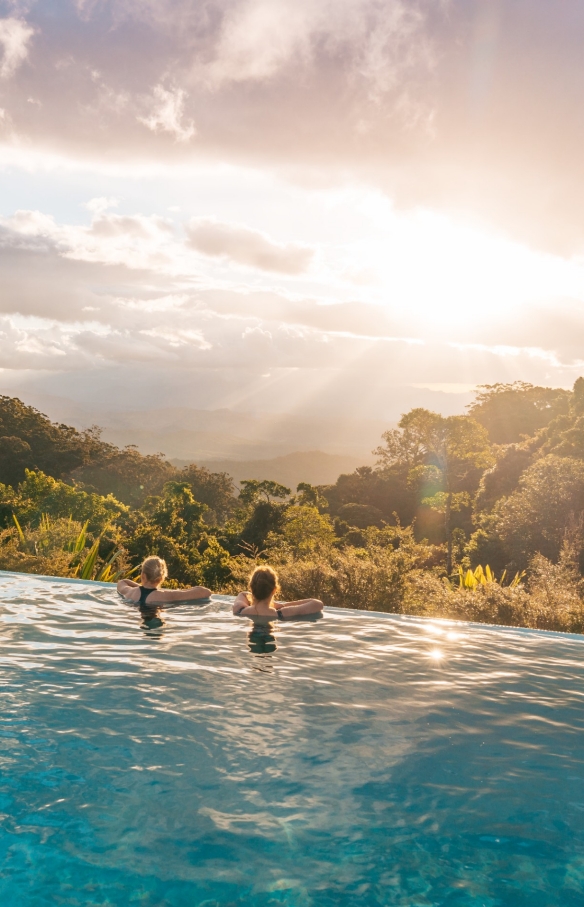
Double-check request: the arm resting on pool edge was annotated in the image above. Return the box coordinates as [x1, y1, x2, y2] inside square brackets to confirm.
[233, 592, 252, 614]
[117, 579, 139, 595]
[277, 598, 324, 618]
[147, 585, 213, 603]
[116, 581, 212, 602]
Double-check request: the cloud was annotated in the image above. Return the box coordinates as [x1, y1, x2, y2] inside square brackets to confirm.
[137, 83, 196, 142]
[3, 182, 584, 425]
[86, 196, 119, 214]
[196, 0, 427, 93]
[186, 218, 314, 274]
[0, 17, 33, 79]
[0, 1, 435, 161]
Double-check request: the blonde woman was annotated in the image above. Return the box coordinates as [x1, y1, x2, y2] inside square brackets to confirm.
[117, 556, 212, 605]
[233, 566, 323, 620]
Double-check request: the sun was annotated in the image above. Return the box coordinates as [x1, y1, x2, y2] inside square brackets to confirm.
[348, 203, 584, 337]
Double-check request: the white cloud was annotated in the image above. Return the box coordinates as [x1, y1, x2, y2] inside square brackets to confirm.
[86, 197, 119, 215]
[1, 2, 584, 256]
[200, 0, 430, 96]
[138, 84, 196, 143]
[3, 178, 584, 421]
[186, 218, 314, 274]
[0, 17, 33, 79]
[202, 0, 318, 87]
[141, 326, 212, 350]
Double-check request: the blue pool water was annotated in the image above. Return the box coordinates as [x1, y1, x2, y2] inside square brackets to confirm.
[1, 572, 584, 906]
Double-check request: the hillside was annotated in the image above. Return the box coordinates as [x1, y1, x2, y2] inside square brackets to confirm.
[5, 393, 386, 462]
[172, 451, 371, 489]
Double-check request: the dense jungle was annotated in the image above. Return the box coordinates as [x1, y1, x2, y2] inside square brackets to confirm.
[2, 380, 584, 633]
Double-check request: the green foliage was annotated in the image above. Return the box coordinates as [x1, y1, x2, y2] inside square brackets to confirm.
[471, 455, 584, 571]
[469, 382, 570, 444]
[198, 537, 233, 588]
[0, 469, 127, 532]
[239, 479, 291, 504]
[336, 502, 384, 528]
[0, 396, 97, 485]
[322, 466, 417, 530]
[119, 481, 210, 585]
[267, 526, 429, 614]
[376, 409, 493, 571]
[267, 505, 335, 557]
[176, 464, 235, 523]
[145, 481, 208, 541]
[72, 441, 175, 507]
[7, 386, 584, 635]
[422, 491, 470, 513]
[376, 409, 493, 475]
[0, 513, 131, 582]
[0, 436, 34, 487]
[296, 482, 328, 510]
[475, 445, 534, 513]
[236, 499, 288, 553]
[457, 564, 525, 589]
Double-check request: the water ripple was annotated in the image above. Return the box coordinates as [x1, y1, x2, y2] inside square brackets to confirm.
[1, 571, 584, 905]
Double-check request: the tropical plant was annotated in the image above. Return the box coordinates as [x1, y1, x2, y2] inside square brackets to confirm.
[457, 564, 525, 590]
[5, 513, 132, 582]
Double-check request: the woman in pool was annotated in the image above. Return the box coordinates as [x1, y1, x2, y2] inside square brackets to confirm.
[232, 566, 323, 620]
[117, 556, 212, 606]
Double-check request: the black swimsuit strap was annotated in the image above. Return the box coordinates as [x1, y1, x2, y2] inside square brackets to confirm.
[139, 586, 155, 606]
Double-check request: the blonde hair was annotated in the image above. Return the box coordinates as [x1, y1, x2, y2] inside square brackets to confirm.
[249, 566, 279, 602]
[141, 556, 168, 585]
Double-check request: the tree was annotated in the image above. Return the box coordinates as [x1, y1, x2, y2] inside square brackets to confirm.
[121, 482, 211, 584]
[0, 396, 96, 485]
[375, 409, 493, 573]
[0, 436, 34, 487]
[0, 469, 127, 533]
[321, 466, 417, 528]
[468, 382, 570, 444]
[144, 482, 208, 544]
[237, 500, 288, 552]
[474, 445, 534, 513]
[271, 505, 335, 557]
[73, 441, 175, 507]
[177, 464, 235, 523]
[0, 395, 186, 506]
[238, 479, 291, 505]
[337, 503, 384, 528]
[470, 455, 584, 572]
[198, 537, 233, 587]
[296, 482, 328, 510]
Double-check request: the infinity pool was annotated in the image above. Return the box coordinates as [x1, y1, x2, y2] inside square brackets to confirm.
[1, 571, 583, 906]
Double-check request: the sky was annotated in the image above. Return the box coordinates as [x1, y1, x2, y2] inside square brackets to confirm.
[1, 0, 584, 426]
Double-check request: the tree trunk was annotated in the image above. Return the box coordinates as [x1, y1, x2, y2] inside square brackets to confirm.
[445, 489, 452, 575]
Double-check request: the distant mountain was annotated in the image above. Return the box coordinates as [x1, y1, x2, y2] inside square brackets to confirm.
[9, 393, 387, 462]
[172, 451, 373, 489]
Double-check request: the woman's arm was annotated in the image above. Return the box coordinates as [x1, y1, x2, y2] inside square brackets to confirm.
[153, 585, 212, 603]
[277, 598, 324, 617]
[233, 592, 252, 614]
[117, 579, 139, 596]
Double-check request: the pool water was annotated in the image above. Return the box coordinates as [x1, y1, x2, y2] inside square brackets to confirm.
[1, 571, 584, 906]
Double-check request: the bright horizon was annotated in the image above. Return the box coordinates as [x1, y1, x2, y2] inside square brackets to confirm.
[1, 1, 584, 432]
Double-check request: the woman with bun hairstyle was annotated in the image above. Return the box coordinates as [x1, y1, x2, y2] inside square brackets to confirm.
[232, 565, 323, 620]
[117, 555, 212, 605]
